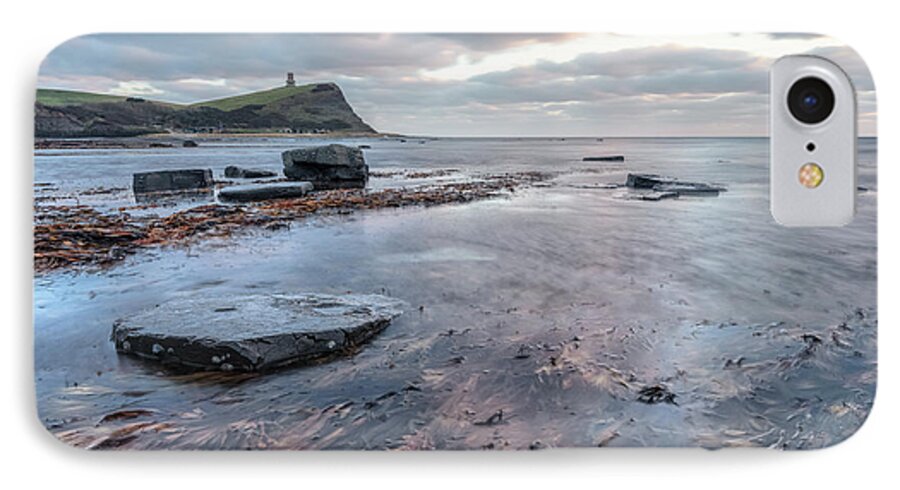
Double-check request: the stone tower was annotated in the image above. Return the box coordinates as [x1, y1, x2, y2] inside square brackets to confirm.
[286, 72, 296, 87]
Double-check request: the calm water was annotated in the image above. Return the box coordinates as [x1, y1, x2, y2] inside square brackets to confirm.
[34, 137, 877, 449]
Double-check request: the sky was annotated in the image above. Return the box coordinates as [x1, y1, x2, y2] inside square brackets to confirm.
[38, 33, 876, 136]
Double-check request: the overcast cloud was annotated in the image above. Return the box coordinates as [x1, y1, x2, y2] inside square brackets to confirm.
[37, 33, 875, 136]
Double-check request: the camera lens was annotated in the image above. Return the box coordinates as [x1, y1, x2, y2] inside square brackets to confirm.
[787, 77, 835, 124]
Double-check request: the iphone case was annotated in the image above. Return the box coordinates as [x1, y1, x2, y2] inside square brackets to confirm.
[33, 33, 876, 450]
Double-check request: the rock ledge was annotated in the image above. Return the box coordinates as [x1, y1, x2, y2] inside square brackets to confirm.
[111, 293, 404, 371]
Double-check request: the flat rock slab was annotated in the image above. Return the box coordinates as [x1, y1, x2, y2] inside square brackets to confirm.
[218, 181, 314, 202]
[583, 155, 625, 162]
[625, 173, 726, 196]
[111, 293, 405, 372]
[133, 169, 213, 194]
[625, 173, 677, 189]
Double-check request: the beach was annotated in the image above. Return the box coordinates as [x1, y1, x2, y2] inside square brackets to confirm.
[34, 136, 877, 449]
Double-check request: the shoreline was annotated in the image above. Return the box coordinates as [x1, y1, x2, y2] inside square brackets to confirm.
[34, 132, 397, 150]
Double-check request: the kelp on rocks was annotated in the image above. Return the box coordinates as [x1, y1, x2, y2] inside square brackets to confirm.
[34, 171, 551, 273]
[34, 206, 148, 272]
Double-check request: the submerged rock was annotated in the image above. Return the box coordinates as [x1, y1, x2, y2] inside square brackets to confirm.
[111, 293, 405, 372]
[218, 182, 314, 202]
[625, 173, 676, 189]
[282, 144, 368, 189]
[625, 173, 725, 197]
[132, 169, 214, 194]
[583, 155, 625, 162]
[224, 165, 278, 179]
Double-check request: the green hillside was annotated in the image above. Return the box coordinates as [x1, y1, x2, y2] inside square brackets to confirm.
[191, 84, 315, 111]
[36, 89, 131, 106]
[39, 84, 326, 111]
[35, 82, 376, 137]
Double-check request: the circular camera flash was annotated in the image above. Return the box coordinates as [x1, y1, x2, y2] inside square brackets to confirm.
[798, 162, 824, 188]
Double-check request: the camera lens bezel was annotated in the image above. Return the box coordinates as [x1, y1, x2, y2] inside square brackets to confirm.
[787, 76, 835, 125]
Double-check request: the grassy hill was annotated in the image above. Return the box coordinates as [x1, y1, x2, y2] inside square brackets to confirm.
[34, 83, 376, 137]
[191, 85, 315, 111]
[36, 89, 130, 106]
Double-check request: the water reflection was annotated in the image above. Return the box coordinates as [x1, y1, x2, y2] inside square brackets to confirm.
[34, 137, 877, 449]
[133, 189, 215, 205]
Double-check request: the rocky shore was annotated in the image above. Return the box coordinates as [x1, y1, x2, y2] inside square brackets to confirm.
[34, 170, 551, 273]
[34, 137, 878, 451]
[34, 143, 735, 274]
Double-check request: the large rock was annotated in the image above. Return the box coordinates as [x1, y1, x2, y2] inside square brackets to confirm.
[111, 293, 405, 372]
[224, 165, 278, 179]
[133, 169, 213, 194]
[625, 173, 676, 189]
[282, 144, 368, 189]
[625, 173, 725, 195]
[218, 182, 314, 202]
[583, 155, 625, 162]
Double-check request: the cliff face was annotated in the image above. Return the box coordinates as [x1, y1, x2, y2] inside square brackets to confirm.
[35, 98, 175, 137]
[35, 83, 376, 137]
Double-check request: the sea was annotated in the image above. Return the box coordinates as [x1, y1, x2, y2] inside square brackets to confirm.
[33, 137, 877, 449]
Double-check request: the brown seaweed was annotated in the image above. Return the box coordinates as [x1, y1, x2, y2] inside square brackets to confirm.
[34, 172, 552, 273]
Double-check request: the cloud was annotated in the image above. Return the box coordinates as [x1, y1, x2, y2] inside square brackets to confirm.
[465, 45, 769, 104]
[108, 81, 164, 96]
[40, 33, 580, 83]
[176, 78, 228, 87]
[766, 33, 829, 41]
[426, 33, 584, 51]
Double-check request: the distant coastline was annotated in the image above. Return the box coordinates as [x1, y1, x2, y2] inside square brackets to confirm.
[35, 80, 377, 138]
